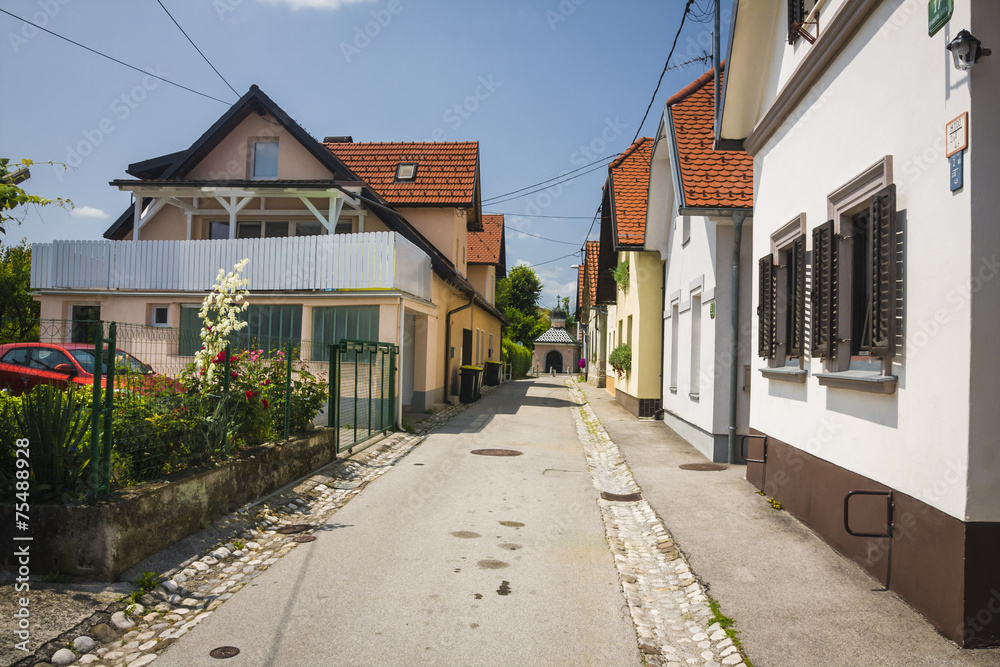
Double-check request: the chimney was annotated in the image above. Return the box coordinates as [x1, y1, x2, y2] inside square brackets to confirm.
[323, 136, 353, 143]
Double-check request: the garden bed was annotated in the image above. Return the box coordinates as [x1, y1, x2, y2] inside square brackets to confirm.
[0, 427, 339, 581]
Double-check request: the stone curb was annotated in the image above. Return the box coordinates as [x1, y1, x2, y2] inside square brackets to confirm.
[565, 380, 748, 667]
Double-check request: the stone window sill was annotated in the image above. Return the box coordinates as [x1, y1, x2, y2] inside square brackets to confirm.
[759, 367, 808, 383]
[688, 392, 700, 401]
[814, 371, 897, 394]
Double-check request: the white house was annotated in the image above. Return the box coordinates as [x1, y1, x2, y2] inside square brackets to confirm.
[648, 64, 754, 462]
[720, 0, 1000, 646]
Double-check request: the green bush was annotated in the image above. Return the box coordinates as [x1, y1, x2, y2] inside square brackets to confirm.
[502, 338, 532, 380]
[15, 384, 92, 501]
[0, 392, 24, 496]
[609, 344, 632, 378]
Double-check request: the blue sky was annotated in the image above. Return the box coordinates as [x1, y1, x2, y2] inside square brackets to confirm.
[1, 0, 729, 308]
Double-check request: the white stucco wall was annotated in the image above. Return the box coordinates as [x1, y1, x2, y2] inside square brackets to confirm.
[748, 0, 991, 521]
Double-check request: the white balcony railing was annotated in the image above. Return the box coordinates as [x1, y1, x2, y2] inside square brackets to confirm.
[31, 231, 433, 301]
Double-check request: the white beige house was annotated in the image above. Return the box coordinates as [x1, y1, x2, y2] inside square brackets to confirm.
[30, 86, 505, 414]
[648, 64, 754, 463]
[720, 0, 999, 646]
[576, 240, 607, 387]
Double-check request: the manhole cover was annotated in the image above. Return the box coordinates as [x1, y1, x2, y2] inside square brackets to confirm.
[471, 449, 523, 457]
[277, 524, 313, 534]
[209, 646, 240, 659]
[293, 535, 317, 543]
[600, 491, 643, 502]
[679, 463, 728, 471]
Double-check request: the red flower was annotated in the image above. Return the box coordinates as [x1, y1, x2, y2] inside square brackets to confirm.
[200, 369, 206, 376]
[245, 390, 254, 399]
[232, 371, 239, 379]
[261, 378, 270, 386]
[262, 399, 269, 409]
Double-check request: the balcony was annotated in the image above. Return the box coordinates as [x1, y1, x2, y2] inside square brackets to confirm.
[30, 231, 433, 301]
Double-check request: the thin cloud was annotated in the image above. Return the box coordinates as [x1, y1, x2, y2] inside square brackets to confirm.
[70, 206, 110, 219]
[258, 0, 375, 10]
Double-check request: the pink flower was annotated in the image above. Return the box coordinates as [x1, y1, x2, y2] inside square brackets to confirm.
[262, 379, 271, 386]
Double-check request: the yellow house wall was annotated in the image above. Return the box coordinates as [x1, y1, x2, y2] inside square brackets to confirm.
[604, 250, 661, 400]
[397, 207, 468, 276]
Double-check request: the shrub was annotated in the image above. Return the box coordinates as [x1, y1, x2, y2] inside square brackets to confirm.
[609, 344, 632, 378]
[15, 384, 91, 501]
[612, 261, 629, 294]
[502, 338, 532, 380]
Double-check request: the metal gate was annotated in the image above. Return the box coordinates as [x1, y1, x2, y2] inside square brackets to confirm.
[328, 340, 397, 454]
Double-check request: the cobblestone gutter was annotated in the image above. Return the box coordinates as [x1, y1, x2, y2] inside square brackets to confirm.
[566, 380, 749, 667]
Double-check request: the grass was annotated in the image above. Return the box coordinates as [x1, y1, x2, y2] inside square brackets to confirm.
[41, 571, 71, 584]
[233, 540, 245, 550]
[707, 596, 753, 667]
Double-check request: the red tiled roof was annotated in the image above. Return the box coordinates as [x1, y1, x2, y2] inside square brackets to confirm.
[585, 240, 599, 306]
[668, 65, 753, 208]
[469, 214, 503, 264]
[324, 141, 478, 205]
[576, 264, 585, 315]
[609, 137, 653, 247]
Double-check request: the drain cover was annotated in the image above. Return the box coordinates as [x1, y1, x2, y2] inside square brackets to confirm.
[293, 535, 317, 543]
[600, 491, 643, 502]
[471, 449, 523, 457]
[209, 646, 240, 659]
[679, 463, 727, 471]
[277, 524, 313, 534]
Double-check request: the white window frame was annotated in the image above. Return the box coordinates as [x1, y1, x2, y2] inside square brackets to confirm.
[151, 305, 170, 328]
[250, 139, 279, 180]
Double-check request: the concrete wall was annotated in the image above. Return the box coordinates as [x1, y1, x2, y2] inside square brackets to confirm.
[749, 0, 981, 520]
[0, 429, 342, 580]
[605, 250, 662, 402]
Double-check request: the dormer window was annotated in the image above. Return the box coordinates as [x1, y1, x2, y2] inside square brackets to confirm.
[395, 162, 418, 181]
[252, 140, 279, 179]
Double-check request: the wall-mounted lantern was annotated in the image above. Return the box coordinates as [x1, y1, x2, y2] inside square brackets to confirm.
[946, 30, 991, 71]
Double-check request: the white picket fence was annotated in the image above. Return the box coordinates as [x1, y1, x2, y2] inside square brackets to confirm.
[30, 232, 433, 301]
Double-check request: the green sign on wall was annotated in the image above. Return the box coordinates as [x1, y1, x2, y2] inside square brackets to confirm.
[929, 0, 953, 36]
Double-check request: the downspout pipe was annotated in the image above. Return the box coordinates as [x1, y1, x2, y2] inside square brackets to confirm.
[445, 297, 473, 401]
[396, 296, 406, 430]
[728, 210, 747, 463]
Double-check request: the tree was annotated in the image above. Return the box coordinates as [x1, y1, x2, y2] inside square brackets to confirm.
[0, 240, 40, 342]
[496, 264, 543, 315]
[1, 158, 72, 235]
[497, 265, 545, 348]
[556, 296, 576, 329]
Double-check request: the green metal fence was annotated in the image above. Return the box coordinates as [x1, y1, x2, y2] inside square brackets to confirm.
[0, 318, 330, 502]
[328, 339, 397, 454]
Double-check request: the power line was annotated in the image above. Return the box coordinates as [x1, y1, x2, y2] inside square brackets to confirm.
[482, 154, 619, 204]
[485, 161, 614, 206]
[525, 251, 581, 269]
[580, 203, 602, 252]
[505, 225, 580, 246]
[631, 0, 696, 145]
[156, 0, 240, 98]
[487, 212, 595, 219]
[0, 8, 232, 106]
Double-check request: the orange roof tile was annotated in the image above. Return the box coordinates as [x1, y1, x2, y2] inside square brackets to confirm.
[324, 141, 478, 205]
[576, 264, 585, 315]
[585, 240, 599, 306]
[668, 65, 753, 209]
[468, 214, 503, 265]
[609, 137, 653, 247]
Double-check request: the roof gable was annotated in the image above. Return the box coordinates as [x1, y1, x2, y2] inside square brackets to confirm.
[468, 213, 506, 275]
[668, 66, 753, 209]
[608, 137, 653, 247]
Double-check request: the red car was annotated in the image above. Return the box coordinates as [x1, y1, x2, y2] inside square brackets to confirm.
[0, 342, 173, 396]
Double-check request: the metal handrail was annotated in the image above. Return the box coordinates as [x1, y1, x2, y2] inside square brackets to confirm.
[844, 490, 894, 590]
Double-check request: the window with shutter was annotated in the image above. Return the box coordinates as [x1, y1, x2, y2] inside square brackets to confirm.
[787, 0, 805, 43]
[811, 221, 837, 360]
[758, 255, 776, 358]
[868, 185, 898, 358]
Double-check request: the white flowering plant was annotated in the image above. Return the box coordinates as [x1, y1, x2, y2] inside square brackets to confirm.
[194, 258, 250, 383]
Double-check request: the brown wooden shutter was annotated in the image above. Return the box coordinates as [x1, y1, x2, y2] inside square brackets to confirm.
[869, 185, 898, 358]
[811, 221, 838, 359]
[758, 255, 776, 358]
[789, 235, 807, 357]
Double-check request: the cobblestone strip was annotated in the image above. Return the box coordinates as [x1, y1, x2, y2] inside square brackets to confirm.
[29, 386, 498, 667]
[565, 381, 747, 667]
